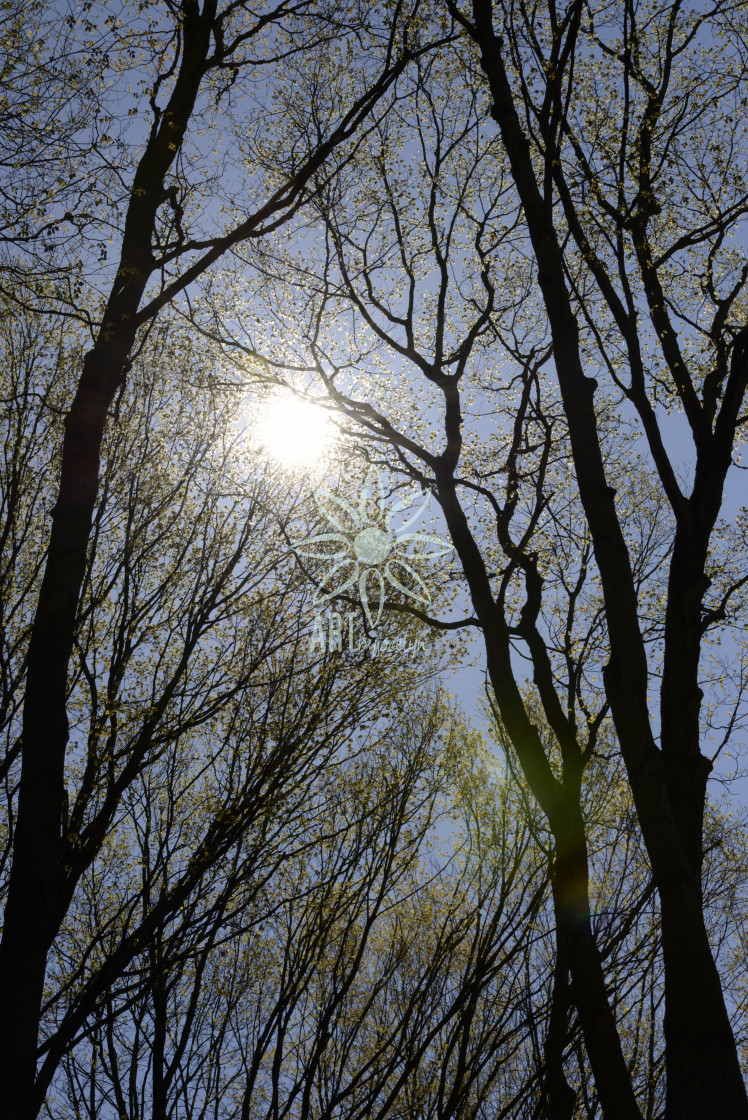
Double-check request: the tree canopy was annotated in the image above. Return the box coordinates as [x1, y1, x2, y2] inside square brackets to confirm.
[1, 1, 748, 1118]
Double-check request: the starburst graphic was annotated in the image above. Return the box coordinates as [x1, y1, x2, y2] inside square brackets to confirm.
[297, 469, 451, 627]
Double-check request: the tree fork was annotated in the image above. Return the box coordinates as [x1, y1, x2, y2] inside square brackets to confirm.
[459, 0, 748, 1114]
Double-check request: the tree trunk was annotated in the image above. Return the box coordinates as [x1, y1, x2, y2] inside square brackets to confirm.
[151, 941, 169, 1120]
[543, 947, 576, 1120]
[659, 876, 746, 1118]
[0, 343, 130, 1117]
[553, 814, 642, 1120]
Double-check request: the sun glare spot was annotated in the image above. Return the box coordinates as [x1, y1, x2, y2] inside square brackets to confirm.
[258, 394, 335, 470]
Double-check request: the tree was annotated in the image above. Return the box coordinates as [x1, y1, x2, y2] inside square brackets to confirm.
[0, 291, 462, 1113]
[220, 6, 748, 1113]
[457, 3, 748, 1113]
[0, 1, 452, 1114]
[45, 707, 554, 1120]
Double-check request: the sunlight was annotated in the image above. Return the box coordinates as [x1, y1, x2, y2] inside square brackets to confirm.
[258, 393, 335, 469]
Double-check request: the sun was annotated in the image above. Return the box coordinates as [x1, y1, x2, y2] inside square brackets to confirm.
[258, 394, 335, 469]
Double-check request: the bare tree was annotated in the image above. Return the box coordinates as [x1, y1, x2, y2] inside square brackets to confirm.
[0, 1, 459, 1113]
[46, 705, 553, 1120]
[0, 293, 449, 1113]
[220, 11, 748, 1111]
